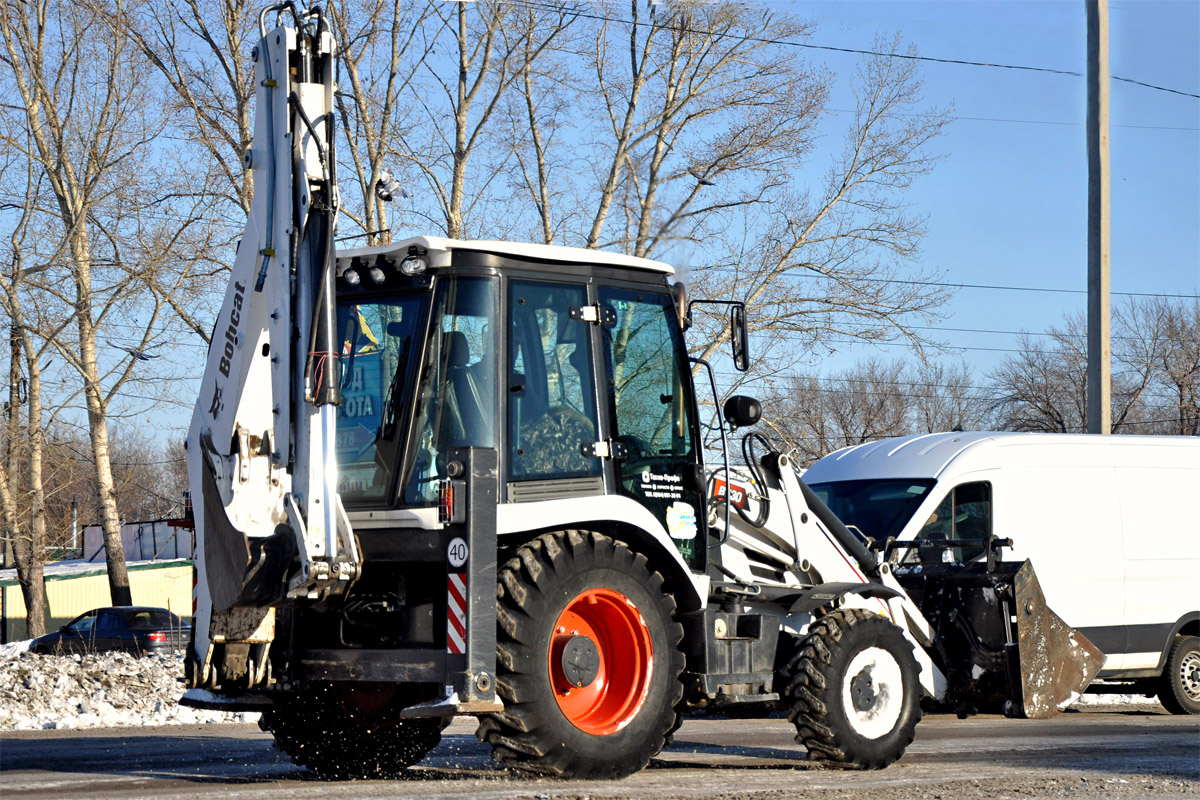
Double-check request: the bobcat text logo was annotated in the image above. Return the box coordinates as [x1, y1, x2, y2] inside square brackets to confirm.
[217, 281, 246, 377]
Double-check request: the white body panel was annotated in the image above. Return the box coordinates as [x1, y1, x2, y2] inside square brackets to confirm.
[496, 494, 708, 609]
[804, 432, 1200, 675]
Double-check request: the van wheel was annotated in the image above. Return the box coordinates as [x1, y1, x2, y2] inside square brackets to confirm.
[785, 609, 922, 769]
[260, 683, 448, 777]
[1158, 635, 1200, 715]
[478, 530, 685, 778]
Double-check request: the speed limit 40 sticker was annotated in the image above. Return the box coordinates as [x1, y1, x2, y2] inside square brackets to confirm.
[447, 537, 469, 568]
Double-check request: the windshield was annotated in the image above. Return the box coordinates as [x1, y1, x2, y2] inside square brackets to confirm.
[807, 479, 935, 543]
[335, 292, 428, 503]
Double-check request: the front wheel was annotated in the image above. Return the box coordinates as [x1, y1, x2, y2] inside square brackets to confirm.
[784, 609, 922, 769]
[1158, 634, 1200, 715]
[478, 530, 685, 778]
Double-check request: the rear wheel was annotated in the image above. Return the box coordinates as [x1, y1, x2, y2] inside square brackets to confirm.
[478, 530, 684, 778]
[1157, 634, 1200, 715]
[784, 609, 922, 769]
[259, 683, 448, 778]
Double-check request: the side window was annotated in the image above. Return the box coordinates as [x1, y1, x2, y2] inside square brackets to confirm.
[96, 612, 121, 633]
[71, 613, 97, 635]
[507, 280, 600, 481]
[914, 481, 992, 562]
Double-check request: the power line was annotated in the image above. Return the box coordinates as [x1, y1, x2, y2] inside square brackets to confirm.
[825, 108, 1199, 132]
[802, 273, 1200, 299]
[510, 0, 1200, 99]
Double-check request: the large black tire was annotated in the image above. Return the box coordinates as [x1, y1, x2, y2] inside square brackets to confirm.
[1157, 634, 1200, 715]
[259, 683, 448, 778]
[477, 530, 685, 778]
[785, 609, 922, 769]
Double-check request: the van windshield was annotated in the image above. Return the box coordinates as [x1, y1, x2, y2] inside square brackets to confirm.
[807, 479, 935, 543]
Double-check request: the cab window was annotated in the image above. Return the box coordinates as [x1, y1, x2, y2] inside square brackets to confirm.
[507, 280, 600, 482]
[913, 481, 992, 562]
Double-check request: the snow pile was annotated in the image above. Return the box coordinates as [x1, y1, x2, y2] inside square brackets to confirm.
[0, 641, 259, 731]
[1073, 691, 1162, 707]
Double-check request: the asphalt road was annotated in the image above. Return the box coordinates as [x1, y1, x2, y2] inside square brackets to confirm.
[2, 707, 1197, 800]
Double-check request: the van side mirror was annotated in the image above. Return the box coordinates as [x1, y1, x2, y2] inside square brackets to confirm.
[723, 395, 761, 430]
[730, 304, 749, 372]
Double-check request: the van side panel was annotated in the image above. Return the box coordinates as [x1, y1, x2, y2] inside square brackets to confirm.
[1114, 442, 1200, 671]
[992, 456, 1126, 663]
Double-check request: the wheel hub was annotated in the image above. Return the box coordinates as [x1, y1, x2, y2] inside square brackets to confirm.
[560, 634, 600, 688]
[548, 587, 655, 736]
[841, 646, 905, 740]
[850, 667, 878, 711]
[1181, 651, 1200, 700]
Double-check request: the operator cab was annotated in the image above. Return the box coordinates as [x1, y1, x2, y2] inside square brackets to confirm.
[332, 237, 708, 570]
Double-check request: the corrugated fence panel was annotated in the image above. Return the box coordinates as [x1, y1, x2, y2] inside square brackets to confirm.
[2, 561, 193, 643]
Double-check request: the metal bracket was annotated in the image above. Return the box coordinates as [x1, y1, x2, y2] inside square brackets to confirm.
[581, 440, 628, 460]
[284, 493, 358, 599]
[569, 304, 617, 326]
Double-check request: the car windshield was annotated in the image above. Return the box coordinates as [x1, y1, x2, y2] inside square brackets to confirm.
[807, 479, 936, 543]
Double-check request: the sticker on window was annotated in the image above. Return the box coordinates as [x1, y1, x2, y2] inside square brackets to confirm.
[666, 501, 697, 540]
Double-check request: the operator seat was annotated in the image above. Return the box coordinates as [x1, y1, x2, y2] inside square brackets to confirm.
[443, 331, 489, 446]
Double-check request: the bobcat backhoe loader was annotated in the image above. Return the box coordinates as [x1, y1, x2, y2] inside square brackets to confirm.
[181, 5, 1103, 779]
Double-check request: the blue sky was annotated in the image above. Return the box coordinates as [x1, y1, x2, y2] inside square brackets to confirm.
[793, 0, 1199, 378]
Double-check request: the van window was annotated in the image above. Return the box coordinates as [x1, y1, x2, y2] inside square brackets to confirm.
[912, 481, 992, 563]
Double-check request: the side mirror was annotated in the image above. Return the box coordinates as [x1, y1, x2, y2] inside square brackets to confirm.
[730, 305, 749, 372]
[723, 395, 761, 430]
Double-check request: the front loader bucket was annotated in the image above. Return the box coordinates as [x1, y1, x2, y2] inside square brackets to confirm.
[1010, 560, 1105, 717]
[894, 559, 1104, 718]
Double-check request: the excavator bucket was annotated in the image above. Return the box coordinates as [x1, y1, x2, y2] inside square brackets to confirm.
[894, 558, 1104, 718]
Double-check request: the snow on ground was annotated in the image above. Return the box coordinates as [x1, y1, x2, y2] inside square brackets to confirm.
[0, 640, 259, 731]
[0, 638, 1162, 732]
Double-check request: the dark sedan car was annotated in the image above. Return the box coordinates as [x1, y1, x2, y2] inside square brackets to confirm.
[30, 607, 190, 656]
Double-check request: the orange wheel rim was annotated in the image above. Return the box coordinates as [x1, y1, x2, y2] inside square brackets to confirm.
[549, 588, 654, 736]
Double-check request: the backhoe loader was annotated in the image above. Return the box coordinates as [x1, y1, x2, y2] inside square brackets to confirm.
[181, 5, 1102, 779]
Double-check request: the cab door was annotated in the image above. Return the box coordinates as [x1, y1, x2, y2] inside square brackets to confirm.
[506, 279, 603, 490]
[597, 287, 705, 570]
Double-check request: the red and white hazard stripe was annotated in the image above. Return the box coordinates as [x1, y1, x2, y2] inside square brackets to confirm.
[446, 572, 467, 654]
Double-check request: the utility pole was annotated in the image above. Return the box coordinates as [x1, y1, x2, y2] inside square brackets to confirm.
[1086, 0, 1111, 434]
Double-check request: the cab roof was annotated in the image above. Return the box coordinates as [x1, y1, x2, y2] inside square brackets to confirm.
[338, 235, 674, 276]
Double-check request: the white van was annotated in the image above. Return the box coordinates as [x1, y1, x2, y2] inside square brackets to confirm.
[802, 431, 1200, 714]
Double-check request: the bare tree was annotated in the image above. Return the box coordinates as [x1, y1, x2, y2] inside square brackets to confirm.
[682, 37, 950, 395]
[990, 299, 1197, 434]
[1, 0, 210, 605]
[910, 361, 990, 433]
[1149, 298, 1199, 435]
[573, 2, 826, 259]
[765, 359, 909, 465]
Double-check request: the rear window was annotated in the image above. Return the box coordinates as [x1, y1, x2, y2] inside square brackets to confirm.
[123, 610, 182, 629]
[808, 479, 935, 543]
